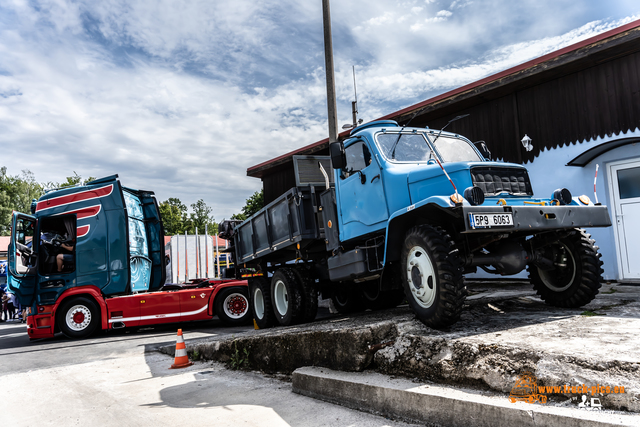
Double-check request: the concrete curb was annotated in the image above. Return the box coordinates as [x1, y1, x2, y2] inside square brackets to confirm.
[292, 367, 639, 427]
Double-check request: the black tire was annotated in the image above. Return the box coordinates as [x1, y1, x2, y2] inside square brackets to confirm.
[249, 277, 275, 329]
[330, 286, 363, 314]
[528, 228, 603, 308]
[270, 268, 304, 326]
[56, 297, 100, 339]
[291, 268, 318, 322]
[215, 287, 251, 326]
[361, 282, 386, 310]
[401, 225, 466, 328]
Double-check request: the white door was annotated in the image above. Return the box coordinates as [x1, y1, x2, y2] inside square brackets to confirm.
[609, 158, 640, 281]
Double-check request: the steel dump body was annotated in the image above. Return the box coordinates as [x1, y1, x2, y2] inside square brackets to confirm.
[234, 187, 325, 265]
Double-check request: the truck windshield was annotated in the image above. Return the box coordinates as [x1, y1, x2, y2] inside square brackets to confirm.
[376, 133, 434, 162]
[428, 134, 482, 162]
[376, 132, 481, 163]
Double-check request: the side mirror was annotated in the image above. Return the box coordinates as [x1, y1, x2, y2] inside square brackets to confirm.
[474, 141, 492, 160]
[330, 142, 346, 170]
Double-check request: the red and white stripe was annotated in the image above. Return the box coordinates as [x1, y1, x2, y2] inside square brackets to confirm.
[36, 185, 113, 213]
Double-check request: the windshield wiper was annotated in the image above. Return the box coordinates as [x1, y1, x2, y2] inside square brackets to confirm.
[390, 108, 426, 159]
[430, 114, 470, 146]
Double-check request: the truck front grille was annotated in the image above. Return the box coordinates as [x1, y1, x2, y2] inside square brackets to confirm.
[471, 166, 533, 197]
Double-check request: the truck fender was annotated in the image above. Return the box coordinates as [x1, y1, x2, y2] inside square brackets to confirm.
[51, 286, 108, 331]
[383, 196, 461, 264]
[207, 280, 249, 316]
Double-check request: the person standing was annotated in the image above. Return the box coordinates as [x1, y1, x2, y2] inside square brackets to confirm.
[0, 290, 7, 322]
[6, 291, 16, 320]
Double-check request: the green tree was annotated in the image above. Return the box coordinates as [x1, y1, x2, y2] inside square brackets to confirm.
[43, 172, 97, 190]
[231, 189, 264, 221]
[159, 198, 188, 235]
[0, 167, 44, 234]
[187, 199, 217, 235]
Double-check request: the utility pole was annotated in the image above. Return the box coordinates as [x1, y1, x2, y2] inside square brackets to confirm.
[322, 0, 339, 144]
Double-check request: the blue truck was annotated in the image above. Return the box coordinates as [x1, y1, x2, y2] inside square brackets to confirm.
[220, 119, 611, 329]
[7, 175, 250, 339]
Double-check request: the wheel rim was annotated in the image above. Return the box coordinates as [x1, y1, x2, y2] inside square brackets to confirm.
[253, 287, 265, 319]
[538, 242, 576, 292]
[65, 304, 92, 331]
[223, 293, 248, 319]
[273, 279, 288, 316]
[406, 245, 437, 308]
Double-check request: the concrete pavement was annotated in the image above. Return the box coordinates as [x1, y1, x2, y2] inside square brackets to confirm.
[1, 351, 420, 427]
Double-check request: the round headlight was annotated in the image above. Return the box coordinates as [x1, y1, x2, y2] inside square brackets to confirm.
[553, 188, 572, 205]
[464, 186, 485, 206]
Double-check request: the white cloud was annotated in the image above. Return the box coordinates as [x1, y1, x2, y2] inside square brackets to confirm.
[0, 0, 638, 221]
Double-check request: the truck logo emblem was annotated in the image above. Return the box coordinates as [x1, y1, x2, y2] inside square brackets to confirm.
[200, 293, 206, 298]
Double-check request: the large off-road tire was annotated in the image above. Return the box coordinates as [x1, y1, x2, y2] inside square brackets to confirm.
[401, 225, 466, 328]
[291, 268, 318, 322]
[270, 268, 304, 326]
[215, 287, 251, 326]
[528, 228, 603, 308]
[249, 277, 275, 329]
[56, 296, 100, 339]
[330, 286, 363, 314]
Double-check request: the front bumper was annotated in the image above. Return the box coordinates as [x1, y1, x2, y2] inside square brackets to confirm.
[26, 312, 55, 339]
[461, 205, 611, 234]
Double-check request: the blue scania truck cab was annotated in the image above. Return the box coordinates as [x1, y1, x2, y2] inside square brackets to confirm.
[221, 120, 611, 329]
[7, 175, 165, 338]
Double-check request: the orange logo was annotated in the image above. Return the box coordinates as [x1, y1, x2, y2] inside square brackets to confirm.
[509, 372, 547, 404]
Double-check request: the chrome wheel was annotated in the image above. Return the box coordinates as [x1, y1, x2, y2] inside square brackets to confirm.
[65, 304, 92, 332]
[223, 292, 249, 319]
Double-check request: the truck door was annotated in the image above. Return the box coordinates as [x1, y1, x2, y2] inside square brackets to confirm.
[337, 139, 389, 241]
[7, 213, 37, 306]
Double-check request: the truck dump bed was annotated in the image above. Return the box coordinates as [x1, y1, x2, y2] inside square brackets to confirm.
[234, 156, 333, 265]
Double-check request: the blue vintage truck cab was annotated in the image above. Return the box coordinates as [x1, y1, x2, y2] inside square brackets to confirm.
[222, 120, 611, 329]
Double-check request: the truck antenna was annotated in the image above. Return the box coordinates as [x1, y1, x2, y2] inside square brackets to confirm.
[343, 66, 364, 130]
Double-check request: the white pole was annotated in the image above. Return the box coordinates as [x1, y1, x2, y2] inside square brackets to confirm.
[195, 227, 200, 278]
[216, 235, 220, 278]
[184, 230, 188, 282]
[205, 223, 209, 278]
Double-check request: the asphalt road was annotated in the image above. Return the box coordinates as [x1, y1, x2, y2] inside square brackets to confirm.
[0, 316, 419, 427]
[0, 317, 253, 375]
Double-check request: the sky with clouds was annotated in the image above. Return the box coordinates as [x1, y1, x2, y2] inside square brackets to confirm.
[1, 0, 639, 221]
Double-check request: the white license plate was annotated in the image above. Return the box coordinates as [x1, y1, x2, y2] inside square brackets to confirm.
[469, 213, 514, 229]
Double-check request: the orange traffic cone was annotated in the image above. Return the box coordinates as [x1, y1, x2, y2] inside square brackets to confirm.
[169, 329, 193, 369]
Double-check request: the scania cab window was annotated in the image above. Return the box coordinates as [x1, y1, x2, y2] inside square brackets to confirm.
[428, 135, 482, 162]
[376, 133, 434, 162]
[38, 215, 76, 275]
[342, 140, 371, 178]
[14, 217, 36, 274]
